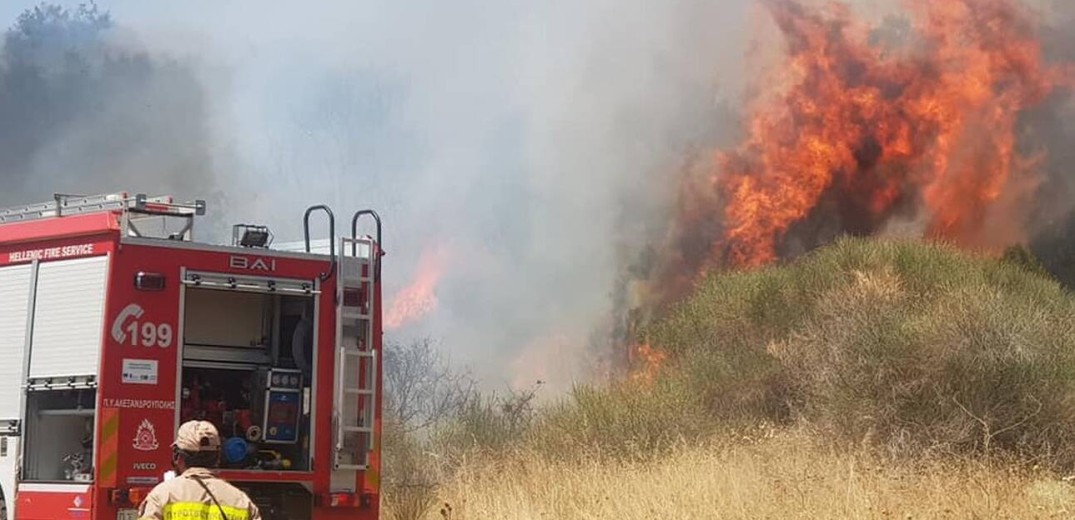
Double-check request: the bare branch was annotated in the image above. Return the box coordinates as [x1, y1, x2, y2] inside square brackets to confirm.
[383, 336, 477, 433]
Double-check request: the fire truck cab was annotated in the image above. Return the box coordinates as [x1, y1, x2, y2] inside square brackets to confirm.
[0, 193, 383, 520]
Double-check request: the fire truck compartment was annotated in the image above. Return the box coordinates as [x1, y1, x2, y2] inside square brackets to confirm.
[22, 388, 96, 482]
[180, 285, 314, 472]
[4, 255, 109, 485]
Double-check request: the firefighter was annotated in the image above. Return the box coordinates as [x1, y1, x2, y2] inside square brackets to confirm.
[138, 420, 262, 520]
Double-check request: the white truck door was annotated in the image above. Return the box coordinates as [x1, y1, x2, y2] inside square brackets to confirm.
[0, 263, 33, 518]
[28, 255, 109, 379]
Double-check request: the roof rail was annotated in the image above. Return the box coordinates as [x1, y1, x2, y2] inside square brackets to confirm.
[0, 192, 206, 225]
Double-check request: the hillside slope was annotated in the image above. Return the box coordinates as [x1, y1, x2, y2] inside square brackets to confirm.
[643, 237, 1075, 462]
[529, 238, 1075, 465]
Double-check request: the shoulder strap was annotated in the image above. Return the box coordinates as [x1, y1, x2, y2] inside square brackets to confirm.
[188, 474, 230, 520]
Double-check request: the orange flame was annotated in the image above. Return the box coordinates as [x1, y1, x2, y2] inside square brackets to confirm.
[676, 0, 1072, 270]
[384, 245, 448, 330]
[629, 343, 667, 386]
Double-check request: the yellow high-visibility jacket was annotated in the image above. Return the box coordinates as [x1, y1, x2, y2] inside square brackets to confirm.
[138, 467, 262, 520]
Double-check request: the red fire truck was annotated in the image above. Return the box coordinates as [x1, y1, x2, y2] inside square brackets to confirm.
[0, 192, 384, 520]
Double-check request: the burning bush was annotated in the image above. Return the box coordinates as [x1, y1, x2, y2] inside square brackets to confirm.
[640, 0, 1075, 312]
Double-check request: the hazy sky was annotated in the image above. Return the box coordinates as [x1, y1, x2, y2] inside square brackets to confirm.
[0, 0, 754, 390]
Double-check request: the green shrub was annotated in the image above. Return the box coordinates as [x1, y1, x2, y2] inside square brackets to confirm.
[430, 385, 541, 460]
[637, 237, 1075, 466]
[530, 377, 712, 459]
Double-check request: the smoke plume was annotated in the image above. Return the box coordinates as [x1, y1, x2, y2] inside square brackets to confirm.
[0, 0, 753, 391]
[0, 3, 224, 212]
[13, 0, 1074, 392]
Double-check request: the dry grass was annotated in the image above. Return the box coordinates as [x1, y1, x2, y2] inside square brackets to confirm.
[380, 239, 1075, 519]
[403, 429, 1075, 520]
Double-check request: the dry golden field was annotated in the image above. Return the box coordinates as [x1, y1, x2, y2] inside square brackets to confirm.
[388, 430, 1075, 520]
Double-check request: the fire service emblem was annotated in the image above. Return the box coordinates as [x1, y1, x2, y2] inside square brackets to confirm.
[133, 419, 160, 451]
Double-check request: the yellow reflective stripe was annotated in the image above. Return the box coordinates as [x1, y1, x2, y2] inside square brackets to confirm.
[162, 502, 250, 520]
[98, 408, 119, 487]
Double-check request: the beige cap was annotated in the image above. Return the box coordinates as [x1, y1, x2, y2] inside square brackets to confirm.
[173, 420, 221, 452]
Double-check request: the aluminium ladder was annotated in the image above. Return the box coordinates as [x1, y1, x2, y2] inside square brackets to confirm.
[0, 192, 133, 223]
[0, 192, 201, 224]
[0, 192, 206, 244]
[332, 235, 378, 472]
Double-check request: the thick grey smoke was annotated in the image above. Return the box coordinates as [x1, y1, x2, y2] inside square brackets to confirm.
[1023, 0, 1075, 285]
[0, 0, 756, 391]
[9, 0, 1075, 393]
[0, 3, 226, 214]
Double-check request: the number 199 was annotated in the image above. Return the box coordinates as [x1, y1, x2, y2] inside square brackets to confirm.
[127, 321, 173, 348]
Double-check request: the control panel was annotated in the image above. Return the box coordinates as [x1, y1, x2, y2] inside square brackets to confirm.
[258, 368, 303, 444]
